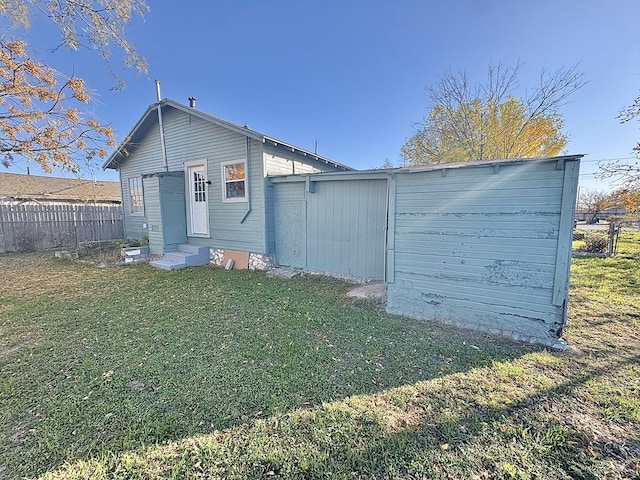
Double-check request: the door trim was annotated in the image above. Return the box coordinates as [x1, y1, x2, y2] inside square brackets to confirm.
[184, 160, 210, 237]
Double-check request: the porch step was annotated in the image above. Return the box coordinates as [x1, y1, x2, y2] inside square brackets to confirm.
[150, 244, 210, 271]
[149, 258, 186, 271]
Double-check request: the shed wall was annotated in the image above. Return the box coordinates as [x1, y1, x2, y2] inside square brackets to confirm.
[271, 178, 387, 279]
[386, 159, 579, 347]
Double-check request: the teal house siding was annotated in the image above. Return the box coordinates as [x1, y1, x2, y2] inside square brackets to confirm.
[386, 157, 581, 348]
[263, 143, 333, 175]
[118, 123, 165, 241]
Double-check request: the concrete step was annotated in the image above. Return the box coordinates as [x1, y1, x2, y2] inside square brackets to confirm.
[150, 244, 209, 271]
[149, 258, 186, 271]
[164, 251, 191, 263]
[178, 244, 209, 255]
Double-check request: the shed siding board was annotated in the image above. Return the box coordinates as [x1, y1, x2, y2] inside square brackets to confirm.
[387, 161, 571, 346]
[271, 181, 305, 260]
[306, 179, 386, 278]
[553, 159, 580, 306]
[264, 179, 274, 253]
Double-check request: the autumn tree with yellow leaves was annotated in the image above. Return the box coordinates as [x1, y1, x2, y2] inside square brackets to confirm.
[401, 63, 585, 165]
[0, 0, 148, 173]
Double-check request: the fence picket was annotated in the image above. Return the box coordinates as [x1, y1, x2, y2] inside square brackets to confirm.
[0, 203, 124, 252]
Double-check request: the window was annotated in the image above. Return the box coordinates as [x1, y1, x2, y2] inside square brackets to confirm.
[192, 170, 206, 203]
[128, 176, 144, 215]
[221, 161, 247, 202]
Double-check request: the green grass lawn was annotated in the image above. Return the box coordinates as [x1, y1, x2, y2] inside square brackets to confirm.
[1, 233, 639, 479]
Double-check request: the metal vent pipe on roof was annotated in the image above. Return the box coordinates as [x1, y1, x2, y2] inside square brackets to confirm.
[155, 80, 161, 102]
[188, 97, 196, 108]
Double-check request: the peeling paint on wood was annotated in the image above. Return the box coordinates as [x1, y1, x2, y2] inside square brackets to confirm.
[387, 158, 581, 348]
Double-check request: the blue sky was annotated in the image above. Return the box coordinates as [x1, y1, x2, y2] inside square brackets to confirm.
[4, 0, 640, 192]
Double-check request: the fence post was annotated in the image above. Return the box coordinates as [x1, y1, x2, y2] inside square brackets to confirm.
[608, 222, 615, 256]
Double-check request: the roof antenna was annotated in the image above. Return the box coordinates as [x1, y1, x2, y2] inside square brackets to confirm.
[155, 80, 161, 102]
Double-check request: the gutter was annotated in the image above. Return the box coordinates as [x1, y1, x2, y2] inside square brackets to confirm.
[155, 81, 169, 172]
[240, 136, 251, 223]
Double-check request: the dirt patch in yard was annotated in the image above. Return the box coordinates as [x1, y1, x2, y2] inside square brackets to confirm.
[0, 341, 35, 359]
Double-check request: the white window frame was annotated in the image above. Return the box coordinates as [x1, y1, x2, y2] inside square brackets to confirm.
[221, 160, 248, 203]
[128, 176, 144, 216]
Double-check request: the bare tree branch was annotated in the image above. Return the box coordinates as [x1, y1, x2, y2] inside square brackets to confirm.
[402, 62, 585, 166]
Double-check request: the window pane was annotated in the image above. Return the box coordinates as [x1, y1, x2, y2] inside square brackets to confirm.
[224, 163, 245, 181]
[193, 171, 206, 202]
[222, 162, 246, 200]
[226, 180, 245, 199]
[129, 177, 143, 214]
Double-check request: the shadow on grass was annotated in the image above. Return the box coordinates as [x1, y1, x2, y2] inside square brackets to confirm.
[35, 350, 640, 479]
[0, 257, 537, 479]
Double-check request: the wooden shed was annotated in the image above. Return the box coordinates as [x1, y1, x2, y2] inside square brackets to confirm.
[271, 155, 581, 348]
[386, 156, 580, 349]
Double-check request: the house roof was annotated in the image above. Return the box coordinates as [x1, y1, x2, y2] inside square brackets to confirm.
[103, 98, 354, 172]
[0, 172, 121, 203]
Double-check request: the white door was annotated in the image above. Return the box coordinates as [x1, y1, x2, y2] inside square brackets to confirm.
[187, 163, 209, 236]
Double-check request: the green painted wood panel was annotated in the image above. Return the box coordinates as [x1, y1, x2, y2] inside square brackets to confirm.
[159, 173, 187, 252]
[553, 159, 580, 307]
[274, 201, 307, 268]
[272, 179, 387, 279]
[142, 176, 161, 254]
[306, 179, 387, 278]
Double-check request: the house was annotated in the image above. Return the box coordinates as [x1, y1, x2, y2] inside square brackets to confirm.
[103, 98, 353, 269]
[0, 172, 121, 205]
[106, 97, 582, 349]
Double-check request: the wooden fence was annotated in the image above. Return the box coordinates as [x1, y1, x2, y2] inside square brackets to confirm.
[0, 203, 124, 253]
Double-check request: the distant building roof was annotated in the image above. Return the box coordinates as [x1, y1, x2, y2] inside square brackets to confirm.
[0, 172, 121, 203]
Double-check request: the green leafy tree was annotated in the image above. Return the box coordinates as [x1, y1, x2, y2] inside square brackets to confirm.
[402, 62, 585, 165]
[0, 0, 148, 173]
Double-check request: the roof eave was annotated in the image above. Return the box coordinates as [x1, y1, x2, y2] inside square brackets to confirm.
[102, 104, 159, 170]
[394, 154, 584, 175]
